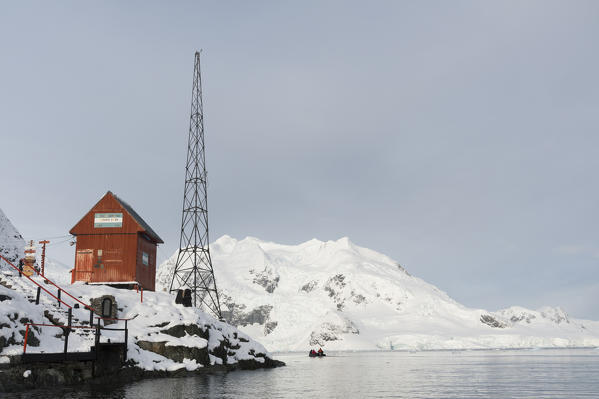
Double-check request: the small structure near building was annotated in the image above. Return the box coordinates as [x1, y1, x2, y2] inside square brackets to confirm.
[22, 240, 37, 277]
[90, 294, 118, 325]
[70, 191, 163, 291]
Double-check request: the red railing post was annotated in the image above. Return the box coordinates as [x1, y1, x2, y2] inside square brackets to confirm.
[140, 286, 143, 303]
[23, 324, 30, 353]
[39, 240, 49, 277]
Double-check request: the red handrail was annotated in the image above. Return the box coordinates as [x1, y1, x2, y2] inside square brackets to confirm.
[1, 254, 136, 326]
[31, 265, 95, 312]
[25, 323, 96, 329]
[35, 271, 136, 323]
[0, 255, 72, 309]
[30, 263, 140, 321]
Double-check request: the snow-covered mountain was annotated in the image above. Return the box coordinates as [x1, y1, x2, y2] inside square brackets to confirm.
[0, 208, 24, 267]
[157, 235, 599, 352]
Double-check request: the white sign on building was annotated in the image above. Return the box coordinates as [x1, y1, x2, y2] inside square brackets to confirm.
[94, 213, 123, 228]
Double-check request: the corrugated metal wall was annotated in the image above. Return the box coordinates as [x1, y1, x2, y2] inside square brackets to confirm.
[73, 234, 138, 283]
[136, 235, 157, 291]
[70, 192, 158, 290]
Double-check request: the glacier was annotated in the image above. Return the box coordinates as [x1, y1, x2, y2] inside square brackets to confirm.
[158, 235, 599, 352]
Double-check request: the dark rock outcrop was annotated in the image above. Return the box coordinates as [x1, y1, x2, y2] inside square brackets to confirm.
[221, 303, 274, 328]
[137, 322, 213, 364]
[300, 280, 318, 293]
[137, 340, 210, 365]
[250, 268, 280, 293]
[480, 314, 507, 328]
[264, 321, 278, 335]
[324, 274, 347, 310]
[309, 319, 360, 346]
[160, 323, 209, 339]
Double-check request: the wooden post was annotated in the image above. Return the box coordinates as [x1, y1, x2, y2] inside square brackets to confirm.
[57, 288, 62, 307]
[35, 287, 41, 305]
[39, 240, 49, 277]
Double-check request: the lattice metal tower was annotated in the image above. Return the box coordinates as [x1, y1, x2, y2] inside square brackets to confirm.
[169, 51, 222, 318]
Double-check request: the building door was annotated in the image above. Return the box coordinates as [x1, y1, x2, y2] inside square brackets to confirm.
[76, 249, 94, 282]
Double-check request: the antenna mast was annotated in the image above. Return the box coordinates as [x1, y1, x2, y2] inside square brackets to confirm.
[169, 51, 222, 318]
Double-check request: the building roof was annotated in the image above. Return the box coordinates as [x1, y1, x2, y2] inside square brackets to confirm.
[69, 191, 164, 244]
[112, 193, 164, 244]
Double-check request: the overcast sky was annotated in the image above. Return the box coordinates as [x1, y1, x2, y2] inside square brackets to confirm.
[1, 1, 598, 319]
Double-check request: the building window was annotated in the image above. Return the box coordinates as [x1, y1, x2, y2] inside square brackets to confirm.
[142, 252, 149, 266]
[102, 298, 112, 317]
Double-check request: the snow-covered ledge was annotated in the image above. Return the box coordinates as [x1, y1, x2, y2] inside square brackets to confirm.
[0, 281, 284, 393]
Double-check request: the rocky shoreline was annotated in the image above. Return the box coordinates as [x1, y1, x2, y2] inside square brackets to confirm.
[0, 354, 285, 393]
[0, 280, 286, 394]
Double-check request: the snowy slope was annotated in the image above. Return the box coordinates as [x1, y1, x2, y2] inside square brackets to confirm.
[0, 267, 274, 371]
[0, 208, 24, 267]
[157, 236, 599, 352]
[0, 211, 275, 371]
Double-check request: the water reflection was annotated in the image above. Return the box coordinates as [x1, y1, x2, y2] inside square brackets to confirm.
[6, 349, 599, 399]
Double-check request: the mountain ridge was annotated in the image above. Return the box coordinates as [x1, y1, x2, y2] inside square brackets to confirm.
[157, 235, 599, 351]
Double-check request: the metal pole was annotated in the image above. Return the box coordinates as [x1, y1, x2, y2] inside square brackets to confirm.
[124, 320, 128, 361]
[63, 308, 72, 357]
[36, 287, 41, 305]
[63, 326, 69, 356]
[23, 324, 30, 353]
[57, 288, 61, 307]
[95, 324, 100, 347]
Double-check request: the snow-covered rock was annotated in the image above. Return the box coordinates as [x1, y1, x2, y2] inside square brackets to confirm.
[0, 270, 278, 372]
[0, 210, 276, 371]
[0, 210, 280, 372]
[0, 208, 24, 267]
[157, 235, 599, 352]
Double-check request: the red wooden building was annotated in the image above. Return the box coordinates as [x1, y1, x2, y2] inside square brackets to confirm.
[69, 191, 163, 291]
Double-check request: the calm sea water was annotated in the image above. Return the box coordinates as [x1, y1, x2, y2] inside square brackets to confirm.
[8, 349, 599, 398]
